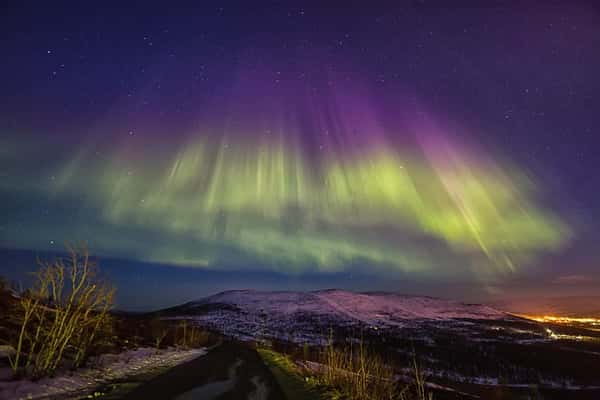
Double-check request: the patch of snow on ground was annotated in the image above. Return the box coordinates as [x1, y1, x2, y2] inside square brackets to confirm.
[0, 347, 206, 400]
[398, 367, 600, 391]
[248, 376, 269, 400]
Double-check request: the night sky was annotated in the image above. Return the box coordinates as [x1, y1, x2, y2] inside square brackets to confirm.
[1, 2, 599, 310]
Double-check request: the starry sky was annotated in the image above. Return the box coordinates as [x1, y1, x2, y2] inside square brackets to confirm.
[1, 1, 599, 310]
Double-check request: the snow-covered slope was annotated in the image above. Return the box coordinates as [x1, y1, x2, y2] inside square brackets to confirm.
[183, 289, 504, 323]
[314, 290, 505, 323]
[166, 289, 508, 343]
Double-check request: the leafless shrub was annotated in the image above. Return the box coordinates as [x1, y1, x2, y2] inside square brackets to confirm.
[150, 317, 169, 349]
[9, 243, 115, 377]
[186, 326, 210, 347]
[174, 320, 210, 348]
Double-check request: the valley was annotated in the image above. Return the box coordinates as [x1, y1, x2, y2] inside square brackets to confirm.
[159, 289, 600, 399]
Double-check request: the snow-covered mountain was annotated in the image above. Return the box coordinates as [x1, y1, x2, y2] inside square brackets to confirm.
[192, 289, 505, 323]
[164, 289, 507, 343]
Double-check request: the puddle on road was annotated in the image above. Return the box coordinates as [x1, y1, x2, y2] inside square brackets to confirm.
[174, 359, 243, 400]
[248, 376, 269, 400]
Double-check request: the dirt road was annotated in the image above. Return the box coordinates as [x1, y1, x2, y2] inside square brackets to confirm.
[115, 341, 285, 400]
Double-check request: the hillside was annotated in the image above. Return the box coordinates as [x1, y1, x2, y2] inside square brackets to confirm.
[160, 289, 600, 398]
[187, 289, 505, 322]
[161, 289, 509, 344]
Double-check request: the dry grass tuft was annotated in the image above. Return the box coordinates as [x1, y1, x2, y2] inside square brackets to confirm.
[315, 332, 433, 400]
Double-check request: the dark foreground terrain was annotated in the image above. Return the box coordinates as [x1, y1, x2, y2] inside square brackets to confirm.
[3, 284, 599, 399]
[102, 339, 600, 400]
[158, 289, 600, 400]
[110, 341, 285, 400]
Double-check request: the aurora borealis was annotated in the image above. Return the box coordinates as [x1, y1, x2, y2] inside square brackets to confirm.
[42, 97, 568, 276]
[1, 2, 599, 308]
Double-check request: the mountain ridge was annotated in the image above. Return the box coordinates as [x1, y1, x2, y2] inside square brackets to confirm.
[169, 288, 506, 325]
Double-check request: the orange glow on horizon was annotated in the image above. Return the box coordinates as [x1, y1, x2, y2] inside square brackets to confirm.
[519, 314, 600, 326]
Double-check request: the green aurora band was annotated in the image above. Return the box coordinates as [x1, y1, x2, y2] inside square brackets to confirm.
[27, 123, 568, 278]
[0, 76, 571, 280]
